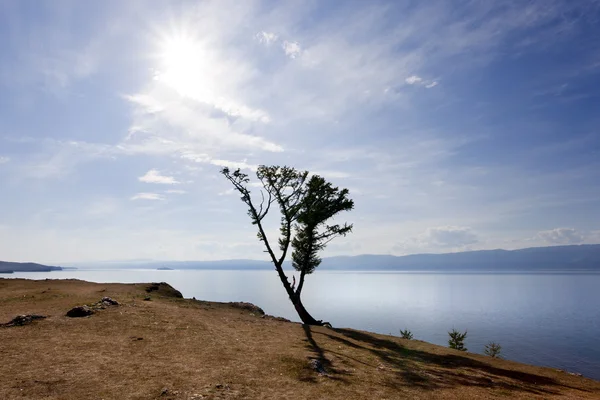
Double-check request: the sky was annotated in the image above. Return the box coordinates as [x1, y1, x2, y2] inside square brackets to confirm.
[0, 0, 599, 263]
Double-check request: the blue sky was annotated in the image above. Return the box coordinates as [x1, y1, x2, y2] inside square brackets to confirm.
[0, 0, 599, 263]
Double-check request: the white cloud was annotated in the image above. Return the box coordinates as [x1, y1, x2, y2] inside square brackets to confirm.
[405, 75, 423, 84]
[166, 189, 187, 194]
[130, 193, 165, 201]
[208, 158, 259, 172]
[139, 169, 180, 184]
[256, 31, 278, 45]
[123, 87, 281, 155]
[0, 156, 9, 164]
[282, 41, 302, 58]
[537, 228, 584, 245]
[422, 226, 479, 247]
[406, 75, 438, 89]
[180, 153, 259, 171]
[395, 226, 479, 254]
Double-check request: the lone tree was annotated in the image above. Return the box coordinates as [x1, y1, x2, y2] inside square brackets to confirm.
[221, 165, 354, 325]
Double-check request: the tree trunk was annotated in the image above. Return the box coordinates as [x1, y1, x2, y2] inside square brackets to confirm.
[271, 262, 324, 326]
[292, 296, 323, 326]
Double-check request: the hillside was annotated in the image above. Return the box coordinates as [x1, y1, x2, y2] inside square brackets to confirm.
[320, 244, 600, 271]
[1, 278, 598, 399]
[0, 261, 62, 274]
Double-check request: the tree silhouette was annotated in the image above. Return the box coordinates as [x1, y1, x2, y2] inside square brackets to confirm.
[221, 165, 354, 325]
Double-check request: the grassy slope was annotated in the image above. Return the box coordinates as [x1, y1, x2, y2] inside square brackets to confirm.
[0, 278, 598, 400]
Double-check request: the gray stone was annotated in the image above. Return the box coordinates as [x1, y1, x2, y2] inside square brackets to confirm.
[66, 305, 94, 318]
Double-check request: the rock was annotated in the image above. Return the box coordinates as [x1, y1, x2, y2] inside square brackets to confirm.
[2, 314, 46, 327]
[146, 283, 160, 293]
[228, 302, 265, 316]
[101, 297, 119, 306]
[145, 282, 183, 298]
[66, 306, 94, 318]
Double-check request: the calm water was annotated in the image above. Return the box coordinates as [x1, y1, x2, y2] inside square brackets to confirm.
[8, 269, 600, 380]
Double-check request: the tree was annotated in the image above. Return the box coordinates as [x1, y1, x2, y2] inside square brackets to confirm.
[448, 328, 468, 351]
[221, 165, 354, 325]
[399, 329, 414, 340]
[484, 342, 502, 358]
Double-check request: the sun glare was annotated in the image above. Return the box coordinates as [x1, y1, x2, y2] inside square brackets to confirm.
[161, 36, 198, 71]
[152, 28, 269, 123]
[156, 34, 214, 101]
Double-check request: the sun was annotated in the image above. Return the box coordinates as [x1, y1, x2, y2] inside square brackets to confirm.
[161, 35, 198, 72]
[155, 33, 214, 101]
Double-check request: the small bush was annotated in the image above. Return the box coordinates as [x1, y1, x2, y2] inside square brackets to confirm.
[399, 329, 413, 340]
[484, 342, 502, 358]
[448, 328, 468, 351]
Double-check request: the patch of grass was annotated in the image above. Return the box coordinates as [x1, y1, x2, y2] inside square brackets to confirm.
[279, 356, 317, 382]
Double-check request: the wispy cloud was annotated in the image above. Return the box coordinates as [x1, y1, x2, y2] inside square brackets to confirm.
[405, 75, 438, 88]
[395, 226, 479, 254]
[0, 156, 9, 164]
[130, 193, 165, 201]
[17, 140, 114, 179]
[405, 75, 423, 85]
[180, 153, 259, 171]
[536, 228, 585, 245]
[256, 31, 278, 45]
[282, 41, 301, 58]
[139, 169, 180, 184]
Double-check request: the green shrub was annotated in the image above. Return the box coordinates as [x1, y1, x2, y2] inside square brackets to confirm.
[484, 342, 502, 358]
[399, 329, 413, 340]
[448, 328, 468, 351]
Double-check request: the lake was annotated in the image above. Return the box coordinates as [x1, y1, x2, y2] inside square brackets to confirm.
[7, 269, 600, 380]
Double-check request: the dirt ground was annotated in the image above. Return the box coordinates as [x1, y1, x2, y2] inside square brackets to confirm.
[1, 278, 599, 399]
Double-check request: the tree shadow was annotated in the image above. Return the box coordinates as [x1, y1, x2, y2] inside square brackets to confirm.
[312, 328, 592, 395]
[301, 324, 350, 383]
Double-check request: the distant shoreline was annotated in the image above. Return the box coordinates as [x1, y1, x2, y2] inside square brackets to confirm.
[4, 243, 600, 273]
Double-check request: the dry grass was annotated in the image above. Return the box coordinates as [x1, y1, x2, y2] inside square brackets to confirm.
[1, 278, 599, 399]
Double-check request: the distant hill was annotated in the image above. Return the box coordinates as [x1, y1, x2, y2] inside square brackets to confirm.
[0, 261, 63, 274]
[64, 244, 600, 272]
[318, 244, 600, 271]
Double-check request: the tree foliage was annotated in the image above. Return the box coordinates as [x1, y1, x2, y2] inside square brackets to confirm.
[399, 329, 414, 340]
[221, 165, 354, 325]
[448, 328, 468, 351]
[484, 341, 502, 358]
[291, 175, 354, 295]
